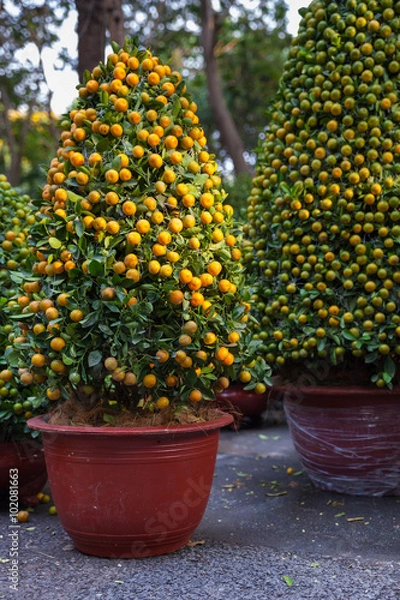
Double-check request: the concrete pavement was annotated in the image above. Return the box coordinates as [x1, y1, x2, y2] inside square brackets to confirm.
[0, 422, 399, 599]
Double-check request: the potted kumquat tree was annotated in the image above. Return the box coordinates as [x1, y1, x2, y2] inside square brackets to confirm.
[0, 176, 48, 505]
[13, 39, 270, 557]
[244, 0, 400, 496]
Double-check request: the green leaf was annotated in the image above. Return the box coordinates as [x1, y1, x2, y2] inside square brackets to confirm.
[99, 324, 113, 336]
[75, 220, 85, 238]
[81, 312, 98, 327]
[330, 347, 338, 365]
[62, 354, 75, 366]
[342, 330, 356, 341]
[112, 155, 123, 170]
[49, 237, 62, 249]
[75, 199, 82, 216]
[111, 41, 120, 53]
[83, 69, 92, 83]
[96, 138, 110, 153]
[67, 190, 83, 203]
[88, 350, 102, 368]
[104, 413, 116, 425]
[78, 233, 87, 254]
[382, 372, 393, 385]
[4, 349, 18, 367]
[101, 90, 109, 105]
[104, 303, 120, 313]
[384, 355, 396, 378]
[175, 80, 186, 96]
[365, 351, 378, 364]
[88, 260, 103, 277]
[172, 96, 181, 118]
[193, 173, 209, 188]
[282, 576, 293, 587]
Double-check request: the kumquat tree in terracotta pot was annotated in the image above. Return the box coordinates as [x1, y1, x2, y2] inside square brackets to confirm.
[11, 39, 270, 557]
[243, 0, 400, 496]
[0, 176, 48, 505]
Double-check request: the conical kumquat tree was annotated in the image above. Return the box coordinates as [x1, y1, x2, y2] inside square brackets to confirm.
[12, 39, 270, 425]
[244, 0, 400, 388]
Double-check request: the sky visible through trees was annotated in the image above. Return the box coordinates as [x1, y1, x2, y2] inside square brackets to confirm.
[45, 0, 309, 115]
[0, 0, 309, 194]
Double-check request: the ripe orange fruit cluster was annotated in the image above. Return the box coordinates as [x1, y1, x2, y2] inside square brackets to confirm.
[14, 40, 268, 416]
[244, 0, 400, 387]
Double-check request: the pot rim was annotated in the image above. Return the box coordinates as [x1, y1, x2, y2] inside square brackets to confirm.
[226, 382, 271, 393]
[27, 411, 233, 436]
[217, 382, 270, 397]
[272, 384, 399, 397]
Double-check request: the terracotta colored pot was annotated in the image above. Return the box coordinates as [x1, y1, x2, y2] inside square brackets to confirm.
[217, 384, 269, 419]
[275, 385, 400, 496]
[0, 440, 47, 507]
[28, 412, 233, 557]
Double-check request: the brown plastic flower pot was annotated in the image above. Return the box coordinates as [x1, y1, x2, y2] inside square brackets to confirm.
[275, 385, 400, 496]
[0, 440, 47, 507]
[217, 384, 269, 419]
[28, 412, 233, 557]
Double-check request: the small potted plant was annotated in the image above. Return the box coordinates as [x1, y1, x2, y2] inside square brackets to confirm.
[244, 0, 400, 496]
[15, 39, 270, 557]
[0, 176, 47, 506]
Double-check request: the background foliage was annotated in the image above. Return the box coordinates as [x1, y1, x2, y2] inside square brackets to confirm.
[0, 0, 291, 201]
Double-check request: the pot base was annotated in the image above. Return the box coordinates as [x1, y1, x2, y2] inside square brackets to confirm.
[70, 525, 194, 558]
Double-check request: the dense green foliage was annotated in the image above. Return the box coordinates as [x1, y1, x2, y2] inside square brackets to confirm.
[12, 41, 270, 425]
[244, 0, 400, 387]
[0, 176, 44, 440]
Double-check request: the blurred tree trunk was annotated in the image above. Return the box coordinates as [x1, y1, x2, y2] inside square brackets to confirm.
[76, 0, 125, 81]
[105, 0, 126, 45]
[200, 0, 250, 175]
[0, 87, 31, 186]
[76, 0, 106, 81]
